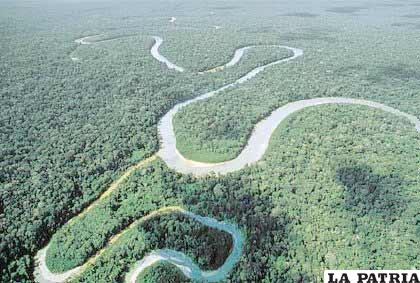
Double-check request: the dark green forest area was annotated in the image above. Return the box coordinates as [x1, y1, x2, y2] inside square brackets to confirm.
[71, 212, 233, 282]
[140, 214, 233, 271]
[1, 2, 295, 280]
[1, 0, 420, 282]
[58, 106, 419, 282]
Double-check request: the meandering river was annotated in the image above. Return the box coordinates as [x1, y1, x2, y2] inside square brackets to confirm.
[34, 34, 420, 283]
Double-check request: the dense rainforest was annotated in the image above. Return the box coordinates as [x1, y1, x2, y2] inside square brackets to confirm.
[51, 106, 420, 282]
[173, 28, 420, 162]
[0, 2, 293, 280]
[1, 0, 420, 282]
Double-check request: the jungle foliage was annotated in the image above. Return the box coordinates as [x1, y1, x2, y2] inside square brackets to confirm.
[173, 27, 420, 162]
[1, 1, 292, 280]
[71, 211, 233, 282]
[1, 0, 420, 282]
[47, 106, 419, 282]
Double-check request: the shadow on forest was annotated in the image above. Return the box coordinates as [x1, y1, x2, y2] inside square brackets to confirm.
[336, 164, 408, 218]
[366, 64, 420, 83]
[141, 212, 233, 270]
[179, 177, 291, 279]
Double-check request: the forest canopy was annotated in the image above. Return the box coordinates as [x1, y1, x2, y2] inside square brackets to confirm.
[1, 0, 420, 282]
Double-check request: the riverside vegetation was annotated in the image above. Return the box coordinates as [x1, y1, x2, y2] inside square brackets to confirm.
[48, 105, 420, 282]
[1, 0, 420, 282]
